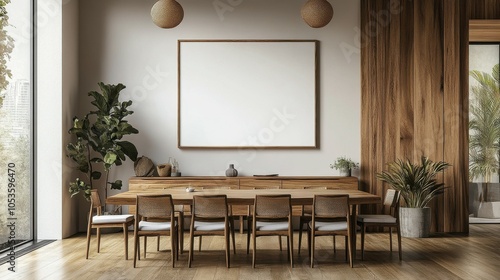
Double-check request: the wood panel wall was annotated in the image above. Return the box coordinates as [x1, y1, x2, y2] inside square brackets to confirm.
[360, 0, 470, 233]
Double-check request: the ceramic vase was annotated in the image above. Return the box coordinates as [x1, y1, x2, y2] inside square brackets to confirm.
[225, 164, 238, 177]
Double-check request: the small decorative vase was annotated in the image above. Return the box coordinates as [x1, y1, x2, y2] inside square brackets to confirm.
[225, 164, 238, 177]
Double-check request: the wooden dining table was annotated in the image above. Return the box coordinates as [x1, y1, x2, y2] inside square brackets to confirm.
[106, 188, 381, 261]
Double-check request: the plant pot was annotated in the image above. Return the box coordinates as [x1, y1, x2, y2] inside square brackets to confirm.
[399, 207, 431, 238]
[339, 168, 351, 177]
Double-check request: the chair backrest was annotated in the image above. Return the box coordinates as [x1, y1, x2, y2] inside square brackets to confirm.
[312, 195, 350, 219]
[89, 190, 103, 217]
[383, 189, 401, 217]
[136, 194, 175, 219]
[192, 195, 228, 219]
[254, 195, 291, 218]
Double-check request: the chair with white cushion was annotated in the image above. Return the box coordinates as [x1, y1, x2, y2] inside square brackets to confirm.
[308, 194, 352, 268]
[86, 189, 134, 260]
[133, 194, 178, 268]
[357, 189, 401, 260]
[251, 195, 294, 268]
[188, 195, 232, 268]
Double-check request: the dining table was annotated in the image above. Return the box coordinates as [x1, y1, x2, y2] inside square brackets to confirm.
[106, 188, 381, 261]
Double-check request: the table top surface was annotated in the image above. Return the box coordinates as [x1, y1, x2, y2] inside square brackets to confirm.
[106, 188, 381, 206]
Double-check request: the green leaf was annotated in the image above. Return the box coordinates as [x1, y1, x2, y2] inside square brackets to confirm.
[104, 152, 117, 165]
[91, 171, 101, 180]
[116, 141, 138, 161]
[109, 180, 123, 190]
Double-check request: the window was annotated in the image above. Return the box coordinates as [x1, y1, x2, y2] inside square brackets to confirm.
[0, 0, 34, 253]
[469, 43, 500, 221]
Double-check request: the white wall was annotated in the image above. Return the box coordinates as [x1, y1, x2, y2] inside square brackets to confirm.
[78, 0, 361, 183]
[37, 0, 80, 239]
[61, 0, 80, 238]
[37, 0, 63, 239]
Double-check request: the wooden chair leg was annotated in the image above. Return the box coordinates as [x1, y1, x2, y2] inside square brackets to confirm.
[348, 233, 353, 268]
[144, 236, 147, 258]
[124, 225, 129, 260]
[230, 217, 236, 254]
[389, 227, 393, 252]
[279, 236, 283, 251]
[171, 231, 176, 268]
[252, 228, 257, 268]
[198, 236, 202, 252]
[188, 229, 195, 268]
[361, 225, 365, 260]
[307, 226, 311, 259]
[298, 219, 304, 255]
[86, 226, 92, 259]
[95, 228, 101, 253]
[310, 232, 315, 268]
[157, 236, 160, 251]
[246, 218, 251, 254]
[397, 226, 402, 261]
[226, 227, 231, 268]
[289, 229, 294, 268]
[133, 234, 139, 268]
[345, 236, 348, 262]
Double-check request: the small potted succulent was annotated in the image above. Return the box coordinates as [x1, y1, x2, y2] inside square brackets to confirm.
[330, 156, 359, 177]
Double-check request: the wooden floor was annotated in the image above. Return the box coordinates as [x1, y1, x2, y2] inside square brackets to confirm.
[1, 224, 499, 280]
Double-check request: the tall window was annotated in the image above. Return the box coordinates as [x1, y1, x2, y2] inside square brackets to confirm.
[469, 44, 500, 222]
[0, 0, 34, 253]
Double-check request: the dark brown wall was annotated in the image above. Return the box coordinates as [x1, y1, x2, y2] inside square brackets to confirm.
[360, 0, 470, 233]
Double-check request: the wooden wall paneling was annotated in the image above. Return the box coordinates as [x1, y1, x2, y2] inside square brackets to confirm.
[360, 0, 378, 200]
[460, 0, 470, 233]
[399, 0, 415, 160]
[413, 0, 445, 232]
[470, 0, 500, 19]
[375, 0, 389, 215]
[382, 0, 402, 215]
[360, 0, 382, 216]
[361, 0, 469, 233]
[443, 0, 469, 233]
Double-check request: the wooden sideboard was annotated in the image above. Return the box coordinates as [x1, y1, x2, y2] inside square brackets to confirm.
[127, 176, 359, 232]
[128, 176, 359, 191]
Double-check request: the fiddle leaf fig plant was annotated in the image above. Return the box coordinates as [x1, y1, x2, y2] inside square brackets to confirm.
[66, 82, 138, 202]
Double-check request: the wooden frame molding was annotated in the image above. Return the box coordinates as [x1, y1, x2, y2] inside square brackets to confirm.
[469, 20, 500, 42]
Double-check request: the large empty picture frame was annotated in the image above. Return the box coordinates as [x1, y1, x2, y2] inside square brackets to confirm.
[178, 40, 318, 149]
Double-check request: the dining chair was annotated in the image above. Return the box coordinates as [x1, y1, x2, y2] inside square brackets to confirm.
[250, 194, 294, 268]
[196, 186, 236, 255]
[244, 185, 284, 254]
[296, 186, 328, 255]
[86, 189, 134, 260]
[308, 194, 352, 268]
[133, 194, 178, 268]
[357, 189, 402, 260]
[188, 195, 232, 268]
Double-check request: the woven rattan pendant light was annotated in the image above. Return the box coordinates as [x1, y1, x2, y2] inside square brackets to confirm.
[151, 0, 184, 29]
[301, 0, 334, 28]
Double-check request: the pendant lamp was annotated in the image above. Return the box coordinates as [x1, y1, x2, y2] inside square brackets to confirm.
[301, 0, 334, 28]
[151, 0, 184, 29]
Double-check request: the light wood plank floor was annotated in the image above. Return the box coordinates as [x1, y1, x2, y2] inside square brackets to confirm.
[1, 224, 499, 280]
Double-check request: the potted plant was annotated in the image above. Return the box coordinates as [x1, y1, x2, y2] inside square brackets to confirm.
[377, 156, 449, 237]
[66, 82, 139, 212]
[469, 64, 500, 218]
[330, 156, 359, 176]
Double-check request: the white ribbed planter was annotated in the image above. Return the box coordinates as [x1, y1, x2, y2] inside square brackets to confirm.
[400, 207, 431, 238]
